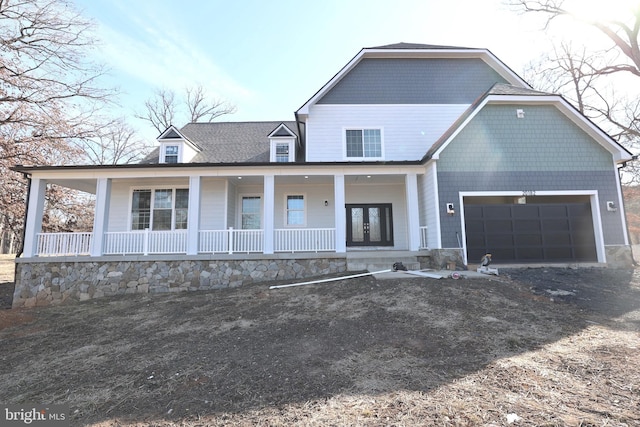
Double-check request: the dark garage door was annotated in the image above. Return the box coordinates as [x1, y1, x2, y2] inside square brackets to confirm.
[465, 203, 597, 263]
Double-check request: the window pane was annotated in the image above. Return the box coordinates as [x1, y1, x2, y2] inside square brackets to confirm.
[131, 190, 151, 230]
[165, 145, 178, 155]
[132, 211, 150, 230]
[275, 143, 289, 162]
[286, 195, 304, 225]
[153, 209, 172, 230]
[132, 190, 151, 209]
[242, 196, 261, 229]
[363, 129, 381, 157]
[174, 208, 188, 229]
[165, 155, 178, 164]
[175, 189, 189, 209]
[346, 130, 363, 157]
[287, 195, 304, 210]
[154, 189, 172, 209]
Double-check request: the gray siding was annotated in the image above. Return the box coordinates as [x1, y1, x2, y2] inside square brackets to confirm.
[438, 170, 625, 247]
[318, 58, 508, 105]
[436, 103, 624, 248]
[437, 104, 614, 172]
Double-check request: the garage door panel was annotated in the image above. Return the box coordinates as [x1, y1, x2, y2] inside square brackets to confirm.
[515, 234, 543, 246]
[513, 205, 540, 219]
[514, 220, 541, 232]
[517, 247, 545, 260]
[486, 220, 513, 232]
[464, 202, 597, 263]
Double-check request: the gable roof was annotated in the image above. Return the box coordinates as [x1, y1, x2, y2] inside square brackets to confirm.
[424, 83, 634, 164]
[141, 121, 299, 164]
[296, 43, 531, 116]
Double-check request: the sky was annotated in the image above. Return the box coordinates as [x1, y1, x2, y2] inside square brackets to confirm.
[71, 0, 592, 140]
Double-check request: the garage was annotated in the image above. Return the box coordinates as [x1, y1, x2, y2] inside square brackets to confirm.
[464, 196, 598, 263]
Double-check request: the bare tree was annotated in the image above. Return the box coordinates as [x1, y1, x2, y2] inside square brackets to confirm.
[137, 88, 177, 135]
[511, 0, 640, 181]
[0, 0, 115, 246]
[138, 85, 236, 134]
[186, 85, 237, 122]
[80, 118, 154, 165]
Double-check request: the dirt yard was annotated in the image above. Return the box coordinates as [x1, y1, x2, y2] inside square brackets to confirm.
[0, 262, 638, 426]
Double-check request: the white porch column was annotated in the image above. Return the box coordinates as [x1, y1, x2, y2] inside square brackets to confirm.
[22, 177, 47, 258]
[334, 174, 346, 253]
[90, 178, 111, 257]
[187, 176, 201, 255]
[263, 175, 275, 254]
[405, 173, 420, 251]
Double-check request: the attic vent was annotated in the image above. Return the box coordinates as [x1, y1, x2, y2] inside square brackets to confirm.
[516, 109, 525, 119]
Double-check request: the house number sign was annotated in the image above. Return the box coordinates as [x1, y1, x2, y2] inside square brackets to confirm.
[522, 190, 536, 196]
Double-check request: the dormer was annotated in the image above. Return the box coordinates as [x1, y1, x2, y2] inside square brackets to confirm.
[157, 125, 201, 163]
[268, 123, 297, 163]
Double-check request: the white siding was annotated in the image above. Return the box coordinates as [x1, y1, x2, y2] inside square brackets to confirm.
[226, 181, 236, 228]
[345, 182, 408, 250]
[274, 184, 335, 228]
[200, 178, 227, 230]
[306, 104, 468, 162]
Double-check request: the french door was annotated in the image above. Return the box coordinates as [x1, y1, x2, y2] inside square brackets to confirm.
[346, 204, 394, 247]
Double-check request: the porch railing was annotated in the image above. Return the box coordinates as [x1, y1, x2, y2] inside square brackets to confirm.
[199, 228, 264, 254]
[36, 232, 93, 256]
[419, 226, 429, 249]
[275, 228, 335, 252]
[103, 229, 187, 255]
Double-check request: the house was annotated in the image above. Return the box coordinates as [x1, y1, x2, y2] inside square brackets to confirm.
[11, 43, 634, 307]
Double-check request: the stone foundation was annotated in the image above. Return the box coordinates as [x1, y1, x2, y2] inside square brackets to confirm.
[605, 245, 635, 268]
[13, 256, 347, 308]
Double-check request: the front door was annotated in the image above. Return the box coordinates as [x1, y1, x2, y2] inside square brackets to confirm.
[346, 204, 393, 246]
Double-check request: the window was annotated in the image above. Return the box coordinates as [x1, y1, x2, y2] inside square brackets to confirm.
[286, 195, 304, 226]
[346, 129, 382, 158]
[275, 143, 290, 162]
[131, 188, 188, 230]
[241, 196, 261, 229]
[164, 145, 179, 163]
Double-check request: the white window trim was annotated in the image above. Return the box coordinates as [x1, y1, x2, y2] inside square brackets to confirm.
[237, 194, 263, 229]
[284, 193, 307, 227]
[128, 186, 189, 231]
[342, 127, 384, 160]
[159, 143, 182, 163]
[270, 139, 295, 162]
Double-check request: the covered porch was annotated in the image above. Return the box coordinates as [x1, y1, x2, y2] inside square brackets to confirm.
[21, 165, 431, 258]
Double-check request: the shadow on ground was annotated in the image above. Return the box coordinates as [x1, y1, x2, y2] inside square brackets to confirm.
[0, 267, 638, 425]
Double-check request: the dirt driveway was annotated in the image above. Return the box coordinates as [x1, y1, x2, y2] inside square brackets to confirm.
[0, 266, 638, 426]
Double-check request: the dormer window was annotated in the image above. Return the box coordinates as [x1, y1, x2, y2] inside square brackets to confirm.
[156, 125, 201, 164]
[275, 143, 290, 163]
[164, 145, 179, 163]
[268, 123, 297, 163]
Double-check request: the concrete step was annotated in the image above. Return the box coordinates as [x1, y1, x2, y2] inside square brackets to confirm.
[347, 256, 420, 272]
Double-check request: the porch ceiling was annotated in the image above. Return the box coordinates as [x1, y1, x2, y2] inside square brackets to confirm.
[47, 178, 97, 194]
[346, 174, 406, 184]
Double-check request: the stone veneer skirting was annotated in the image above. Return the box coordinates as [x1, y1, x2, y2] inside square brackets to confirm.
[13, 254, 347, 308]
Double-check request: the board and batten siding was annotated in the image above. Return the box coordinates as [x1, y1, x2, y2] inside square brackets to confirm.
[345, 181, 408, 250]
[306, 104, 468, 162]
